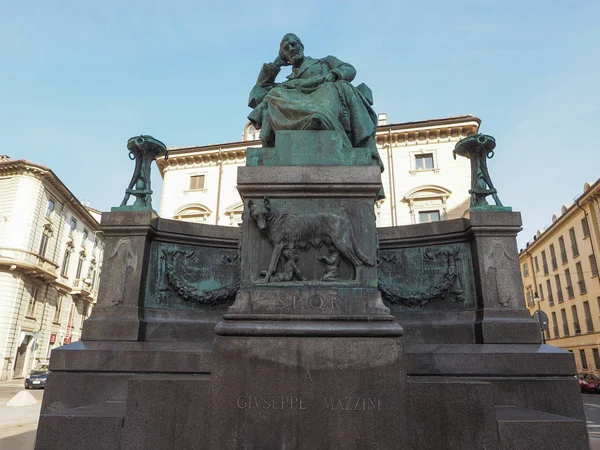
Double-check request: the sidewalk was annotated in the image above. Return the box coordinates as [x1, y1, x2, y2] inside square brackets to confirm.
[0, 379, 42, 448]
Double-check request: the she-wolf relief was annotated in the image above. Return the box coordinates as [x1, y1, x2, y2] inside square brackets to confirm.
[378, 245, 475, 309]
[247, 198, 374, 283]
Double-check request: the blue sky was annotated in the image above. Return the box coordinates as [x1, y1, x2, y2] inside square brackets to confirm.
[1, 1, 598, 248]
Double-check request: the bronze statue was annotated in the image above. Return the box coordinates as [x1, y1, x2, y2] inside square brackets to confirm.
[117, 135, 167, 211]
[248, 33, 383, 171]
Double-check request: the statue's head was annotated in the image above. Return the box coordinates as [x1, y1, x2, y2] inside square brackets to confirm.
[279, 33, 304, 67]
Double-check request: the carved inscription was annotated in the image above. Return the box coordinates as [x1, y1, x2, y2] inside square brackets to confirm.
[236, 395, 381, 411]
[236, 395, 307, 410]
[274, 294, 340, 311]
[323, 397, 381, 411]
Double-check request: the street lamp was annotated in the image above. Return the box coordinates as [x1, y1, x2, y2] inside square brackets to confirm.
[533, 292, 547, 344]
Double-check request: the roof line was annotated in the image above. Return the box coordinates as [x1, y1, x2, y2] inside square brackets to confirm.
[166, 114, 481, 154]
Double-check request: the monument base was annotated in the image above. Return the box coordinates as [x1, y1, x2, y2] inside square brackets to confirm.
[210, 321, 407, 450]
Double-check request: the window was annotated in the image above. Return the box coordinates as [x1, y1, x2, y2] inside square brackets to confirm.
[174, 204, 212, 223]
[582, 217, 590, 238]
[593, 348, 600, 369]
[580, 349, 588, 370]
[82, 229, 89, 242]
[76, 255, 85, 279]
[541, 250, 549, 275]
[569, 227, 579, 257]
[414, 154, 434, 171]
[546, 279, 554, 306]
[46, 199, 55, 219]
[89, 267, 97, 290]
[38, 232, 50, 258]
[93, 238, 99, 255]
[418, 210, 441, 223]
[53, 296, 63, 323]
[538, 283, 544, 301]
[549, 244, 557, 271]
[551, 311, 559, 338]
[558, 237, 567, 264]
[565, 269, 574, 299]
[572, 306, 581, 334]
[590, 255, 599, 278]
[522, 262, 529, 277]
[189, 175, 205, 190]
[561, 308, 569, 336]
[555, 275, 564, 303]
[69, 218, 77, 236]
[526, 286, 534, 307]
[82, 302, 89, 319]
[576, 262, 587, 294]
[61, 249, 72, 278]
[534, 256, 539, 272]
[583, 301, 594, 333]
[26, 287, 38, 318]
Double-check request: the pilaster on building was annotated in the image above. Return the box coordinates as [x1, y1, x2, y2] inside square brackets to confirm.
[520, 179, 600, 374]
[156, 115, 480, 228]
[0, 156, 105, 381]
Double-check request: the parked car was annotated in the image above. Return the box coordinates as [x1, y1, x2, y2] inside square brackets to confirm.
[579, 373, 600, 393]
[24, 364, 48, 389]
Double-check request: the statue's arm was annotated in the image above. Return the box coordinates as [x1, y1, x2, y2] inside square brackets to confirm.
[325, 56, 357, 82]
[248, 62, 282, 108]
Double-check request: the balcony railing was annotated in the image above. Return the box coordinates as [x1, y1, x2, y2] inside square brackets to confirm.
[0, 247, 59, 281]
[72, 278, 93, 299]
[566, 285, 574, 299]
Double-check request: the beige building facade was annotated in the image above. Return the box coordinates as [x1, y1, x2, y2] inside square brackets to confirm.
[158, 115, 479, 227]
[520, 179, 600, 375]
[0, 156, 104, 380]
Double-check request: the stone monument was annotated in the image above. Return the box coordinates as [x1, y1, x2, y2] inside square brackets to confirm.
[35, 35, 588, 450]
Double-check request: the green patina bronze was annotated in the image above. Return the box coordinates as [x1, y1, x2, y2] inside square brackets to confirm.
[378, 243, 476, 310]
[247, 33, 383, 172]
[453, 133, 511, 212]
[246, 131, 372, 167]
[144, 241, 239, 311]
[113, 135, 168, 212]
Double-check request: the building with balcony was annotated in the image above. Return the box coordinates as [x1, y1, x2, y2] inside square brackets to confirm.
[157, 115, 480, 227]
[520, 179, 600, 375]
[0, 156, 104, 380]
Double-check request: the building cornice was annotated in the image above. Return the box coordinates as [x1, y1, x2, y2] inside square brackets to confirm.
[157, 115, 481, 175]
[519, 178, 600, 256]
[0, 160, 101, 231]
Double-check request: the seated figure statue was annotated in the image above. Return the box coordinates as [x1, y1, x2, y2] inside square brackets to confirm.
[248, 33, 383, 171]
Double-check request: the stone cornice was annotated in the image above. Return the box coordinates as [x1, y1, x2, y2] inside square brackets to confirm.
[156, 115, 481, 175]
[519, 178, 600, 257]
[0, 160, 101, 231]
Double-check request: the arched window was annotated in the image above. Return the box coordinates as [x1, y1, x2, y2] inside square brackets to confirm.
[173, 204, 212, 223]
[224, 201, 244, 226]
[403, 185, 452, 224]
[242, 122, 260, 141]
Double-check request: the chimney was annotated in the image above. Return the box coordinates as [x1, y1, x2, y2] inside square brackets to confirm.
[0, 155, 10, 161]
[377, 113, 387, 126]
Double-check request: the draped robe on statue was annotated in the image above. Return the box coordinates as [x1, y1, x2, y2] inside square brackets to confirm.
[247, 56, 382, 169]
